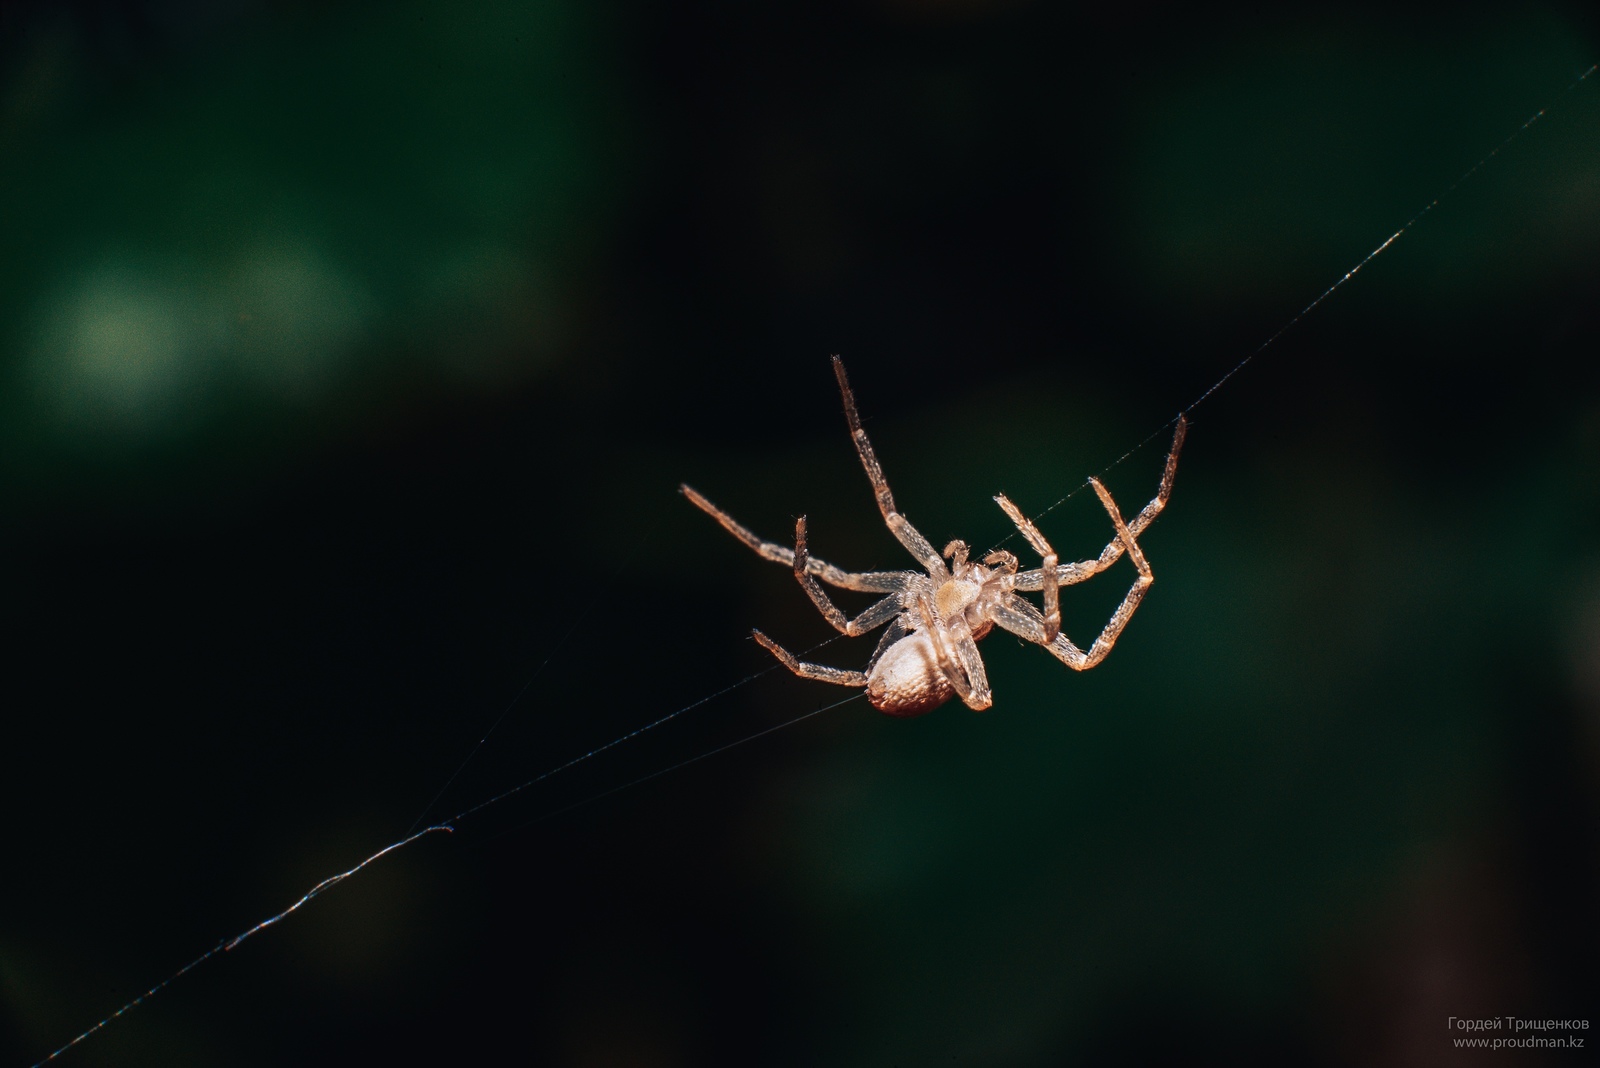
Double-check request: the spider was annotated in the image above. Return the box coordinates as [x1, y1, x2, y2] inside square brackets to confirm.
[681, 357, 1187, 716]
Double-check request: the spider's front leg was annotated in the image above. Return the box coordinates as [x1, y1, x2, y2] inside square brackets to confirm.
[989, 479, 1153, 671]
[1007, 415, 1186, 594]
[995, 475, 1152, 645]
[1087, 415, 1186, 572]
[994, 494, 1062, 642]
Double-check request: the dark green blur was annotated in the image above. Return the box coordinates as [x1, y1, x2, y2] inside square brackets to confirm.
[2, 3, 1597, 1067]
[0, 0, 615, 492]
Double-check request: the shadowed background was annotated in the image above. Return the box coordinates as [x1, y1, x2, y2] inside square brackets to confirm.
[2, 2, 1598, 1065]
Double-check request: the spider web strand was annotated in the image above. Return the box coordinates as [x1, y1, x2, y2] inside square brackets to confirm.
[473, 691, 865, 846]
[29, 630, 846, 1067]
[999, 63, 1598, 543]
[445, 651, 789, 824]
[27, 826, 451, 1068]
[408, 514, 669, 834]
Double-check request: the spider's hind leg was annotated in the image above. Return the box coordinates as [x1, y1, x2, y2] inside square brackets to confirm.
[792, 517, 904, 637]
[753, 630, 868, 689]
[679, 484, 912, 594]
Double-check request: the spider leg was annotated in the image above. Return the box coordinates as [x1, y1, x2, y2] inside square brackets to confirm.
[1009, 416, 1187, 593]
[1090, 477, 1150, 577]
[915, 596, 992, 711]
[951, 628, 993, 711]
[994, 493, 1062, 642]
[989, 596, 1093, 667]
[831, 357, 950, 580]
[1094, 414, 1184, 565]
[916, 596, 971, 702]
[791, 516, 906, 635]
[987, 480, 1154, 673]
[752, 629, 867, 688]
[866, 616, 908, 672]
[681, 484, 912, 592]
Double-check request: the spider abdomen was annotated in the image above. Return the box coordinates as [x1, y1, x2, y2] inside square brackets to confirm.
[866, 630, 956, 716]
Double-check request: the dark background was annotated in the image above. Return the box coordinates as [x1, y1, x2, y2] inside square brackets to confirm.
[3, 2, 1599, 1065]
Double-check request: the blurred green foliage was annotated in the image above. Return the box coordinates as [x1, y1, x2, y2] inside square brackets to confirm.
[1, 0, 617, 479]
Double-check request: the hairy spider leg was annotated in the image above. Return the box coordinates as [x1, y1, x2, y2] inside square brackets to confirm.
[915, 594, 992, 710]
[680, 484, 912, 593]
[990, 478, 1154, 670]
[993, 494, 1062, 642]
[916, 594, 970, 702]
[791, 516, 909, 636]
[830, 356, 950, 581]
[1009, 416, 1187, 593]
[866, 616, 908, 671]
[950, 623, 993, 711]
[752, 629, 868, 688]
[1090, 477, 1151, 577]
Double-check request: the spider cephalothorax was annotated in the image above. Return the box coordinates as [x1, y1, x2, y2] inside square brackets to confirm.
[681, 357, 1186, 715]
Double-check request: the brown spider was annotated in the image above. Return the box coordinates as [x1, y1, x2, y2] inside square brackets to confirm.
[681, 357, 1187, 716]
